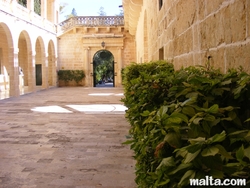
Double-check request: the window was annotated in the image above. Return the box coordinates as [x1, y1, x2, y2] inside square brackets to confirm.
[34, 0, 41, 15]
[18, 0, 27, 8]
[159, 0, 163, 10]
[159, 47, 164, 60]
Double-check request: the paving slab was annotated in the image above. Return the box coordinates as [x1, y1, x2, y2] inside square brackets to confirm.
[0, 87, 136, 188]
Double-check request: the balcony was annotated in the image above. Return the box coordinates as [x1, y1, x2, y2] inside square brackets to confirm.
[58, 16, 124, 33]
[0, 0, 56, 33]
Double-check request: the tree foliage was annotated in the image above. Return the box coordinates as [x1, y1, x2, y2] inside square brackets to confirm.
[71, 8, 77, 16]
[93, 51, 114, 84]
[34, 0, 41, 15]
[18, 0, 27, 7]
[65, 8, 78, 19]
[59, 2, 68, 15]
[58, 70, 85, 85]
[116, 8, 124, 16]
[98, 6, 106, 16]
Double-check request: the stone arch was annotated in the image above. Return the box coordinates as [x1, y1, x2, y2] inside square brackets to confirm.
[35, 36, 45, 87]
[93, 50, 115, 87]
[48, 39, 56, 86]
[18, 30, 33, 92]
[143, 10, 148, 63]
[0, 22, 14, 95]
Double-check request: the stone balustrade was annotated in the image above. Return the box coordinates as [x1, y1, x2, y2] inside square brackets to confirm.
[58, 16, 124, 32]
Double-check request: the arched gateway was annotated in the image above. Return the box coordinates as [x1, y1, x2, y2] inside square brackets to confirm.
[93, 50, 115, 87]
[58, 16, 135, 88]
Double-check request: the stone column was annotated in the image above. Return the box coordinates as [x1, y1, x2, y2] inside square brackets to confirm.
[84, 47, 91, 87]
[27, 0, 34, 21]
[9, 47, 20, 97]
[28, 51, 36, 92]
[27, 0, 34, 11]
[41, 0, 47, 19]
[117, 47, 123, 87]
[10, 0, 17, 13]
[42, 52, 49, 89]
[53, 0, 59, 24]
[51, 55, 57, 86]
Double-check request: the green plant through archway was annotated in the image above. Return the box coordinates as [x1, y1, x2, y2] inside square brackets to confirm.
[93, 50, 114, 87]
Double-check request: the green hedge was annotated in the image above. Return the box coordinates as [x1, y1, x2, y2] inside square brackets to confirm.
[122, 61, 250, 187]
[57, 70, 85, 85]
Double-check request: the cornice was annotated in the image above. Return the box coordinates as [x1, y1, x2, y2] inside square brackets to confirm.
[123, 0, 143, 35]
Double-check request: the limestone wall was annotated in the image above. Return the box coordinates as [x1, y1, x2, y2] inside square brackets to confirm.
[123, 34, 136, 66]
[134, 0, 250, 72]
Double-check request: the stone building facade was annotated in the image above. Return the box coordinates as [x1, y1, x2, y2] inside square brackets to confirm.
[0, 0, 58, 97]
[123, 0, 250, 72]
[57, 16, 135, 87]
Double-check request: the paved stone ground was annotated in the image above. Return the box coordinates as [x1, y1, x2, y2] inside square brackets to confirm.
[0, 87, 136, 188]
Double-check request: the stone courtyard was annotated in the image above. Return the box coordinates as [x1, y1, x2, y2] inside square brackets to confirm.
[0, 87, 136, 188]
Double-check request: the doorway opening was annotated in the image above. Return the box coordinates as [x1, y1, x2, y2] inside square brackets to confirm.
[93, 50, 114, 87]
[35, 64, 42, 85]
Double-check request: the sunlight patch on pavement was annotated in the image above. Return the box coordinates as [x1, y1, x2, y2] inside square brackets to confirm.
[88, 93, 114, 96]
[114, 93, 124, 96]
[31, 106, 72, 113]
[88, 93, 124, 96]
[66, 104, 127, 114]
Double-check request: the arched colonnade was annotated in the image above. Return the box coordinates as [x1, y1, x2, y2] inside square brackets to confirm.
[0, 21, 57, 98]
